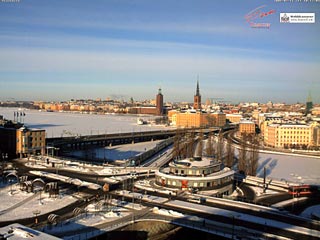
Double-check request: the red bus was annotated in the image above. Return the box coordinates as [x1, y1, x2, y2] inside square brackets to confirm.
[288, 185, 318, 197]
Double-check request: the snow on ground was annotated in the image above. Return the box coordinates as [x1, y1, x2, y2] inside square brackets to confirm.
[42, 198, 138, 236]
[70, 140, 162, 161]
[257, 153, 320, 185]
[153, 207, 184, 217]
[248, 186, 278, 198]
[2, 107, 319, 185]
[0, 185, 78, 222]
[43, 211, 129, 236]
[0, 107, 174, 138]
[167, 200, 320, 238]
[0, 184, 33, 212]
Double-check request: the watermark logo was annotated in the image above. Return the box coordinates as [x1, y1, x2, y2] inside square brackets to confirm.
[245, 5, 276, 29]
[0, 0, 21, 2]
[280, 13, 290, 23]
[280, 13, 315, 23]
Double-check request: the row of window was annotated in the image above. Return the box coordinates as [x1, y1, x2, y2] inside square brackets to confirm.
[280, 135, 309, 139]
[280, 131, 308, 134]
[170, 166, 221, 176]
[158, 176, 232, 188]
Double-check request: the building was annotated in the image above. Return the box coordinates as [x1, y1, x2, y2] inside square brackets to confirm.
[306, 92, 313, 115]
[193, 80, 201, 110]
[0, 118, 46, 159]
[130, 88, 165, 115]
[0, 121, 23, 159]
[238, 120, 256, 136]
[168, 81, 226, 128]
[156, 88, 164, 115]
[16, 126, 46, 157]
[226, 114, 242, 124]
[155, 157, 234, 196]
[169, 110, 226, 128]
[264, 123, 318, 149]
[0, 223, 61, 240]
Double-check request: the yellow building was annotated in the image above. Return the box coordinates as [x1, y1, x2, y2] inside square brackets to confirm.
[16, 127, 46, 157]
[264, 123, 317, 148]
[226, 114, 242, 123]
[312, 107, 320, 116]
[168, 110, 226, 128]
[238, 120, 256, 135]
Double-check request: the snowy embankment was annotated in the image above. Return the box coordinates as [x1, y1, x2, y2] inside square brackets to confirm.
[0, 185, 78, 222]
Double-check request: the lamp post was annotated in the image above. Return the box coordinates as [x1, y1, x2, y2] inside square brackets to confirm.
[9, 179, 14, 195]
[2, 153, 8, 170]
[39, 189, 42, 205]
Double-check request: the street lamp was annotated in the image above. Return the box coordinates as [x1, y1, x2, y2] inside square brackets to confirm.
[8, 178, 14, 195]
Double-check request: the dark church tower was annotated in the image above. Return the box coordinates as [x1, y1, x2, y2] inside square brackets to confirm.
[306, 91, 313, 115]
[193, 80, 201, 110]
[156, 88, 164, 115]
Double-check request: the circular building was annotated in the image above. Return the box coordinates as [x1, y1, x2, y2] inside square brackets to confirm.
[155, 157, 234, 196]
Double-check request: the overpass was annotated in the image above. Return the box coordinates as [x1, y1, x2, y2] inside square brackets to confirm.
[61, 196, 320, 240]
[46, 130, 177, 154]
[46, 128, 223, 155]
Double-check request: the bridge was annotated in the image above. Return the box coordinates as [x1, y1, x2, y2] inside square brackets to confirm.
[60, 195, 320, 240]
[46, 130, 177, 154]
[45, 128, 222, 157]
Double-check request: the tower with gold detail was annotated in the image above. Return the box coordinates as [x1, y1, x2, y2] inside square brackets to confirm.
[156, 87, 164, 115]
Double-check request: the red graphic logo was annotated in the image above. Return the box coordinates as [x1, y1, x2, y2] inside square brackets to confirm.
[245, 5, 276, 29]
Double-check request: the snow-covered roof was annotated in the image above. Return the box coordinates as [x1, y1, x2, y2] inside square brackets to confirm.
[0, 223, 61, 240]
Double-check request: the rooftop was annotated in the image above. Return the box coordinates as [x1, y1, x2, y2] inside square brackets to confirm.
[0, 223, 61, 240]
[172, 157, 221, 168]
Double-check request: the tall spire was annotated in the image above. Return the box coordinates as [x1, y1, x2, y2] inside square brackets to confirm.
[193, 76, 201, 110]
[307, 90, 312, 102]
[196, 75, 200, 96]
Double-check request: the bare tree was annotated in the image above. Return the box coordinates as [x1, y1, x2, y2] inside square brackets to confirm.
[238, 133, 248, 174]
[173, 128, 183, 159]
[186, 128, 196, 158]
[206, 115, 216, 127]
[195, 130, 204, 158]
[247, 134, 259, 176]
[205, 131, 215, 158]
[225, 137, 235, 168]
[216, 131, 224, 163]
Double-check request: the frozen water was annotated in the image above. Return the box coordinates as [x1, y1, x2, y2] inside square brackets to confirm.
[0, 107, 173, 138]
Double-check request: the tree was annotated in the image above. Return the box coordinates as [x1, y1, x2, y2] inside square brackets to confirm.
[225, 137, 235, 168]
[195, 130, 204, 158]
[173, 128, 183, 159]
[186, 128, 196, 158]
[247, 134, 259, 176]
[216, 131, 224, 163]
[205, 131, 215, 158]
[238, 133, 248, 174]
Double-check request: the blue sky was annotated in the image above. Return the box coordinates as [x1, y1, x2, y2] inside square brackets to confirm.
[0, 0, 319, 103]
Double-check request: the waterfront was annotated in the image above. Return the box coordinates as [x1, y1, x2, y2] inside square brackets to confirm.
[0, 107, 173, 138]
[1, 107, 320, 185]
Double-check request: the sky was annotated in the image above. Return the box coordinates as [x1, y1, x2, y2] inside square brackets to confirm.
[0, 0, 319, 104]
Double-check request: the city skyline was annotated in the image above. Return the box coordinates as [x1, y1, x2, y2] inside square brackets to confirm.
[0, 0, 319, 103]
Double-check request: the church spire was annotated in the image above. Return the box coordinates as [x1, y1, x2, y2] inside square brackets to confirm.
[193, 76, 201, 110]
[196, 75, 200, 96]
